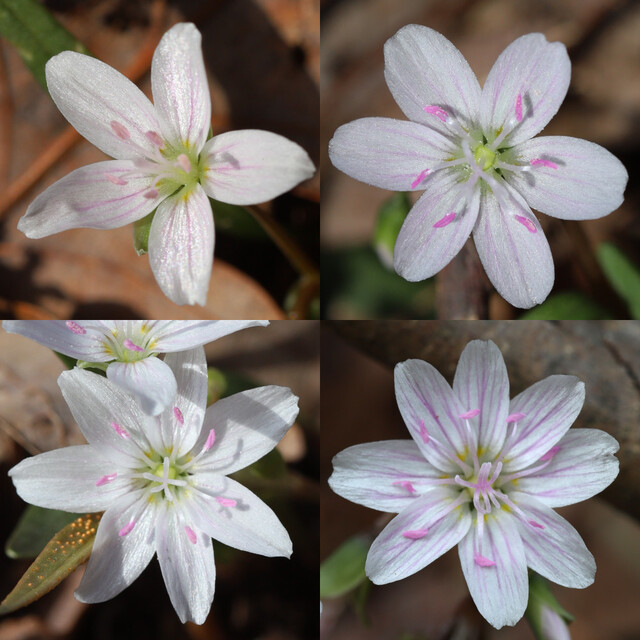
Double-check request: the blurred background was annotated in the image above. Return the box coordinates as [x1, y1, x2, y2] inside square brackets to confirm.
[0, 0, 320, 319]
[321, 321, 640, 639]
[321, 0, 640, 320]
[0, 320, 320, 639]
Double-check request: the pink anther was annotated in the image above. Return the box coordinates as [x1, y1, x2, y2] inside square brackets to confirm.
[185, 526, 197, 544]
[530, 158, 558, 169]
[529, 519, 545, 529]
[515, 93, 523, 123]
[423, 105, 449, 122]
[540, 446, 560, 462]
[459, 409, 480, 419]
[65, 320, 86, 335]
[402, 529, 429, 539]
[514, 215, 537, 234]
[177, 154, 192, 173]
[110, 120, 130, 141]
[433, 212, 456, 229]
[217, 497, 237, 507]
[145, 130, 164, 146]
[418, 419, 429, 445]
[474, 552, 496, 567]
[118, 520, 136, 537]
[506, 412, 525, 423]
[143, 189, 159, 199]
[111, 421, 130, 439]
[173, 406, 184, 425]
[411, 169, 430, 189]
[203, 428, 216, 452]
[96, 473, 117, 487]
[105, 173, 128, 186]
[123, 339, 144, 352]
[393, 480, 417, 494]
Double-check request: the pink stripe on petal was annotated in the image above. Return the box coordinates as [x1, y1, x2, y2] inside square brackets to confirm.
[418, 419, 429, 445]
[474, 552, 496, 567]
[402, 529, 430, 539]
[118, 520, 136, 537]
[506, 412, 526, 423]
[530, 158, 558, 169]
[540, 445, 560, 462]
[184, 526, 197, 544]
[515, 93, 523, 122]
[433, 212, 456, 228]
[528, 519, 545, 529]
[459, 409, 480, 419]
[514, 215, 537, 233]
[65, 320, 86, 335]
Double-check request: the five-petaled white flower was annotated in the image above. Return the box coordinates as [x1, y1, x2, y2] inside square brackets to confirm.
[9, 347, 298, 624]
[329, 26, 628, 308]
[329, 340, 619, 628]
[18, 23, 315, 306]
[2, 319, 267, 415]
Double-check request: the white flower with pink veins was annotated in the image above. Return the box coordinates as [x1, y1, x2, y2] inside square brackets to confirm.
[329, 26, 628, 308]
[18, 23, 315, 305]
[9, 347, 299, 624]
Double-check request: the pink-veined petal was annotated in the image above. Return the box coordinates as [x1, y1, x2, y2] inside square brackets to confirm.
[9, 445, 127, 512]
[506, 136, 628, 220]
[106, 358, 177, 417]
[512, 492, 596, 589]
[46, 51, 162, 160]
[329, 440, 445, 513]
[515, 428, 619, 507]
[151, 23, 211, 151]
[156, 502, 215, 624]
[458, 510, 528, 629]
[188, 475, 292, 557]
[194, 386, 299, 475]
[328, 117, 455, 191]
[502, 375, 585, 473]
[480, 34, 570, 147]
[384, 24, 481, 135]
[473, 182, 554, 309]
[75, 491, 156, 603]
[17, 161, 162, 239]
[394, 359, 470, 473]
[452, 340, 510, 458]
[148, 185, 214, 306]
[201, 130, 315, 205]
[394, 172, 480, 282]
[365, 486, 471, 584]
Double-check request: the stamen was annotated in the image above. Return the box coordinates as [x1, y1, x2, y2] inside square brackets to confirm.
[514, 215, 537, 234]
[410, 168, 430, 189]
[217, 497, 237, 507]
[529, 519, 545, 529]
[119, 520, 136, 537]
[433, 212, 456, 228]
[459, 409, 480, 419]
[96, 473, 117, 486]
[402, 529, 429, 540]
[173, 407, 184, 425]
[111, 421, 130, 439]
[540, 446, 560, 462]
[105, 173, 128, 186]
[530, 158, 558, 169]
[65, 320, 86, 335]
[506, 412, 525, 423]
[143, 189, 159, 199]
[110, 120, 131, 141]
[393, 480, 417, 494]
[123, 338, 144, 352]
[145, 130, 164, 146]
[177, 153, 192, 173]
[423, 105, 449, 122]
[203, 428, 216, 452]
[185, 526, 197, 544]
[474, 552, 496, 567]
[515, 93, 523, 123]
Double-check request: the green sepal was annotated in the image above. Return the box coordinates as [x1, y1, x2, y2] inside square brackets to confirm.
[525, 572, 574, 640]
[133, 210, 155, 256]
[54, 351, 77, 370]
[597, 242, 640, 319]
[76, 360, 109, 374]
[372, 192, 411, 269]
[320, 535, 371, 599]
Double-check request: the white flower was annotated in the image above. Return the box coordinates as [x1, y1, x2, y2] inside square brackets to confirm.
[2, 320, 267, 415]
[329, 340, 619, 628]
[18, 23, 316, 305]
[9, 347, 298, 624]
[329, 26, 628, 308]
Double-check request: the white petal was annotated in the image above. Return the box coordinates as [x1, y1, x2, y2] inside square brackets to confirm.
[9, 445, 127, 512]
[515, 428, 619, 507]
[511, 492, 595, 588]
[75, 491, 156, 602]
[394, 359, 470, 472]
[394, 174, 480, 281]
[458, 511, 528, 629]
[150, 320, 269, 352]
[46, 51, 162, 160]
[365, 486, 471, 584]
[506, 136, 628, 219]
[329, 440, 445, 512]
[17, 161, 163, 238]
[383, 25, 481, 135]
[2, 320, 113, 362]
[472, 182, 554, 309]
[503, 375, 585, 472]
[201, 130, 315, 205]
[106, 358, 177, 416]
[156, 503, 215, 624]
[158, 348, 207, 455]
[188, 475, 292, 557]
[58, 368, 152, 465]
[452, 340, 510, 458]
[195, 386, 299, 475]
[148, 185, 214, 306]
[328, 117, 454, 191]
[151, 23, 211, 151]
[480, 34, 570, 147]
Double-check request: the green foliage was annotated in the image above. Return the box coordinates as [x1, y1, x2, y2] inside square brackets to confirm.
[248, 447, 287, 479]
[372, 192, 411, 269]
[520, 292, 610, 320]
[0, 0, 89, 89]
[206, 366, 257, 406]
[597, 242, 640, 319]
[211, 199, 267, 239]
[525, 572, 574, 640]
[54, 351, 77, 370]
[320, 535, 371, 599]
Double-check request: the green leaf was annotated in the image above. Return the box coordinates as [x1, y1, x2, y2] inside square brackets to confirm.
[132, 211, 155, 256]
[5, 506, 79, 559]
[210, 199, 267, 240]
[597, 242, 640, 319]
[0, 0, 90, 89]
[207, 367, 257, 406]
[54, 351, 77, 370]
[247, 447, 286, 479]
[0, 513, 102, 615]
[372, 192, 411, 269]
[520, 292, 611, 320]
[320, 535, 371, 599]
